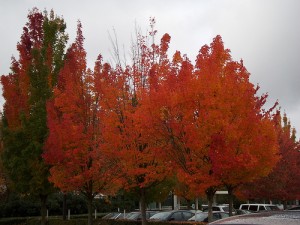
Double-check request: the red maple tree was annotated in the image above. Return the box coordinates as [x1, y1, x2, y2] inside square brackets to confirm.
[148, 35, 279, 221]
[100, 27, 174, 225]
[44, 22, 119, 225]
[195, 36, 279, 215]
[238, 112, 300, 206]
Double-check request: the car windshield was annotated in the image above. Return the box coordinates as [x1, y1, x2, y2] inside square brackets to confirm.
[126, 212, 139, 219]
[115, 213, 127, 219]
[150, 211, 172, 220]
[102, 212, 120, 219]
[125, 212, 134, 218]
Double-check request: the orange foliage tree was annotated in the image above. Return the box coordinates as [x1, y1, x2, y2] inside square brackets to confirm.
[43, 23, 119, 225]
[146, 35, 279, 221]
[101, 27, 174, 225]
[194, 36, 279, 215]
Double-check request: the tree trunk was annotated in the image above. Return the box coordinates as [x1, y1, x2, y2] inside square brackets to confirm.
[187, 199, 192, 209]
[195, 198, 199, 210]
[62, 193, 67, 220]
[227, 186, 234, 216]
[206, 187, 216, 223]
[284, 200, 288, 210]
[40, 194, 48, 225]
[171, 191, 175, 210]
[140, 188, 147, 225]
[87, 196, 93, 225]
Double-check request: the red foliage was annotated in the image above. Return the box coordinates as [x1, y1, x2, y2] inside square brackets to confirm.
[44, 22, 120, 196]
[146, 35, 279, 200]
[238, 112, 300, 201]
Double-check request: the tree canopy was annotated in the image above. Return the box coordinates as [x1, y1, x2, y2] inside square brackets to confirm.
[2, 10, 299, 225]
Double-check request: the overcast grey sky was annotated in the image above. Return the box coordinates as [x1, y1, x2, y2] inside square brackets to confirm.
[1, 0, 299, 134]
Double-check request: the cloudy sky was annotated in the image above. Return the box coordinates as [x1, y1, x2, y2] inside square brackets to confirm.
[1, 0, 300, 134]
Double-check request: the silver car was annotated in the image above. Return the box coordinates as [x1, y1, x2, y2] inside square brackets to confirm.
[208, 211, 300, 225]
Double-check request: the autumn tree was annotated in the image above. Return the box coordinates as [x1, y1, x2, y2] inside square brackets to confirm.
[238, 112, 300, 207]
[193, 36, 280, 216]
[43, 22, 120, 225]
[101, 21, 174, 225]
[152, 52, 222, 221]
[145, 35, 280, 222]
[1, 9, 68, 225]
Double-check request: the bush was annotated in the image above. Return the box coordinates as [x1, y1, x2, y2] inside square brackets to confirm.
[0, 217, 27, 225]
[0, 194, 40, 218]
[0, 192, 108, 218]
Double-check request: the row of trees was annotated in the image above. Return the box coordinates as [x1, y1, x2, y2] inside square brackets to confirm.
[1, 9, 300, 225]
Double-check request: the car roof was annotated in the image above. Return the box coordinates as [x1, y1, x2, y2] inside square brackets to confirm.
[151, 210, 192, 214]
[208, 211, 300, 225]
[240, 203, 276, 206]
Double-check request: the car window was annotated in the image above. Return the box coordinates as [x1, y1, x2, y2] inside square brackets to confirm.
[213, 213, 221, 220]
[145, 212, 157, 219]
[222, 206, 229, 212]
[220, 212, 229, 218]
[149, 212, 158, 217]
[183, 211, 193, 220]
[212, 206, 221, 211]
[266, 205, 280, 211]
[249, 205, 258, 211]
[259, 205, 266, 211]
[241, 205, 248, 210]
[171, 212, 182, 221]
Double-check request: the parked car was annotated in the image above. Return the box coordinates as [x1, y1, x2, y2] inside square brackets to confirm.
[208, 210, 300, 225]
[149, 210, 194, 221]
[102, 212, 121, 219]
[125, 211, 159, 220]
[202, 205, 237, 214]
[287, 206, 300, 211]
[114, 212, 128, 219]
[102, 212, 128, 219]
[188, 211, 229, 222]
[235, 209, 252, 215]
[239, 203, 280, 213]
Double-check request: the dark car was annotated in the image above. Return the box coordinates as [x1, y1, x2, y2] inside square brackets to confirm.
[208, 210, 300, 225]
[125, 211, 159, 220]
[149, 210, 194, 221]
[188, 212, 229, 222]
[287, 206, 300, 211]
